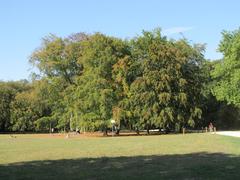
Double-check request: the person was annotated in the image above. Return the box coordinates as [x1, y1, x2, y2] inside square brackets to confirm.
[76, 128, 80, 134]
[209, 122, 213, 132]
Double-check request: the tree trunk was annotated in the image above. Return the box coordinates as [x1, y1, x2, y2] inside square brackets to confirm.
[136, 129, 140, 135]
[103, 128, 108, 136]
[0, 120, 6, 132]
[135, 126, 139, 135]
[147, 125, 150, 135]
[115, 128, 120, 135]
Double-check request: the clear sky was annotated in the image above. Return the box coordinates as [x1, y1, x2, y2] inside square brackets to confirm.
[0, 0, 239, 81]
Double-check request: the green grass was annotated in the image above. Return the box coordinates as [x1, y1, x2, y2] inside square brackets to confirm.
[1, 133, 240, 179]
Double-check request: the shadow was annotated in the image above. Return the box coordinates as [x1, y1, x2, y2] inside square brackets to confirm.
[1, 152, 240, 180]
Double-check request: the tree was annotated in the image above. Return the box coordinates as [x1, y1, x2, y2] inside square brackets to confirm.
[212, 28, 240, 107]
[0, 81, 29, 132]
[10, 80, 53, 132]
[75, 33, 128, 135]
[29, 33, 87, 132]
[30, 34, 85, 84]
[127, 30, 204, 133]
[10, 90, 36, 131]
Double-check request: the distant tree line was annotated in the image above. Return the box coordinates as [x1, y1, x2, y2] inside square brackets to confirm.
[1, 28, 240, 134]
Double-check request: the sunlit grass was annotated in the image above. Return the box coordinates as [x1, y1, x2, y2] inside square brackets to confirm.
[0, 133, 240, 179]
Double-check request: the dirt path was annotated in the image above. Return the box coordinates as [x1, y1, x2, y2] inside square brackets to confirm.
[216, 131, 240, 138]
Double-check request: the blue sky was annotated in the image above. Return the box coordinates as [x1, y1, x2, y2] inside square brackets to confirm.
[0, 0, 239, 81]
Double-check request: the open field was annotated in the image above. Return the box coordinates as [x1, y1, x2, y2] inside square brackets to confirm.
[1, 133, 240, 179]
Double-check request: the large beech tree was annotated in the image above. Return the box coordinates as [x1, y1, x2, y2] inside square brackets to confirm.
[124, 30, 204, 132]
[74, 33, 129, 135]
[212, 29, 240, 107]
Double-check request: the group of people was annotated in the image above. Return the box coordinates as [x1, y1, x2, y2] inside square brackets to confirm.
[208, 122, 216, 133]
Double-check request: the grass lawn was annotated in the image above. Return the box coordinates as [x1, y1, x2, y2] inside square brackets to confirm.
[1, 133, 240, 179]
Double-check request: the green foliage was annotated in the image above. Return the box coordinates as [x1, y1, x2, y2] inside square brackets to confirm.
[126, 30, 205, 131]
[29, 33, 88, 131]
[2, 28, 240, 132]
[30, 34, 85, 84]
[10, 91, 36, 131]
[0, 81, 29, 131]
[74, 33, 128, 134]
[212, 29, 240, 107]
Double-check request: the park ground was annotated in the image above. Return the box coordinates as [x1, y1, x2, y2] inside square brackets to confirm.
[1, 133, 240, 179]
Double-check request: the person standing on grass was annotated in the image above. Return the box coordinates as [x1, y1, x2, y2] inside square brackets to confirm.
[209, 122, 213, 132]
[76, 128, 80, 134]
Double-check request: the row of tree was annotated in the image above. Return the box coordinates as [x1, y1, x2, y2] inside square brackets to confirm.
[1, 28, 240, 134]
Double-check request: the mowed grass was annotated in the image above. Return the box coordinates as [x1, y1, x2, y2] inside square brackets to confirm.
[1, 133, 240, 179]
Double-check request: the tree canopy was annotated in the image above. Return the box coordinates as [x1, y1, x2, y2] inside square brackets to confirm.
[1, 28, 240, 134]
[212, 29, 240, 107]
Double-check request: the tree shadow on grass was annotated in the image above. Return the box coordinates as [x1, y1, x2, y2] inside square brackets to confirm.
[1, 152, 240, 180]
